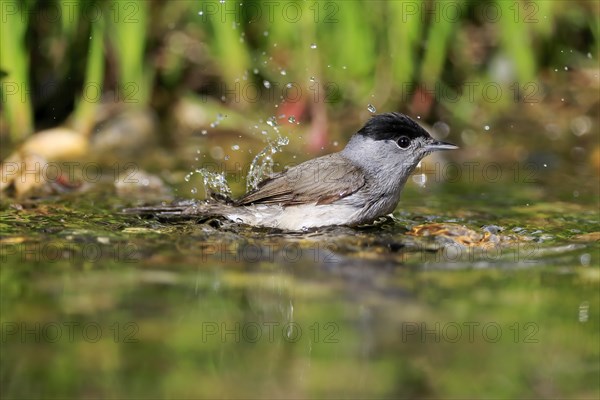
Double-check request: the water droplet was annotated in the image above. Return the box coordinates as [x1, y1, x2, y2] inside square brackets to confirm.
[310, 43, 317, 49]
[190, 167, 232, 199]
[288, 116, 296, 124]
[201, 129, 208, 135]
[231, 144, 240, 151]
[266, 117, 278, 127]
[367, 104, 376, 113]
[191, 188, 198, 194]
[224, 155, 230, 161]
[198, 10, 203, 15]
[543, 163, 547, 167]
[309, 76, 316, 82]
[333, 141, 338, 146]
[280, 69, 287, 76]
[253, 68, 259, 74]
[263, 80, 271, 88]
[564, 66, 568, 71]
[587, 52, 592, 59]
[219, 0, 225, 3]
[245, 133, 289, 192]
[484, 125, 490, 131]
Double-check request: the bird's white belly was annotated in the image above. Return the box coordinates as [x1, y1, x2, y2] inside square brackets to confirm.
[224, 203, 362, 231]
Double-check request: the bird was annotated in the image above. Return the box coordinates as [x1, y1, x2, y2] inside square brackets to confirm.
[125, 112, 457, 231]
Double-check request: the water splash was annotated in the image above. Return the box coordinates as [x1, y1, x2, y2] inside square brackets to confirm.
[266, 116, 278, 130]
[246, 135, 289, 192]
[185, 168, 232, 200]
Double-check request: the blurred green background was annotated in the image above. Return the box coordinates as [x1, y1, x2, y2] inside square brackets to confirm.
[1, 0, 598, 144]
[1, 0, 598, 198]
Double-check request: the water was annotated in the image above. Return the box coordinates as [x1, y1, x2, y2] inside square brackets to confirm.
[183, 110, 295, 200]
[1, 113, 598, 399]
[1, 174, 597, 398]
[184, 168, 232, 199]
[246, 134, 289, 192]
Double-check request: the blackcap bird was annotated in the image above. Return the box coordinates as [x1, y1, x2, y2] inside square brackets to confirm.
[126, 112, 457, 230]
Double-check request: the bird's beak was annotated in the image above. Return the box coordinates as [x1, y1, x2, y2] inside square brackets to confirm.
[425, 139, 459, 152]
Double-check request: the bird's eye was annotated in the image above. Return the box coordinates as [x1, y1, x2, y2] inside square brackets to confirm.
[397, 136, 411, 149]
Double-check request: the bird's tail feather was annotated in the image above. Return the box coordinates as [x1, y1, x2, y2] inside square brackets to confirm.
[122, 199, 234, 221]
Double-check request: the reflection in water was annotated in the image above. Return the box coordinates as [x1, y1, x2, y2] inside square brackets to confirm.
[0, 186, 598, 398]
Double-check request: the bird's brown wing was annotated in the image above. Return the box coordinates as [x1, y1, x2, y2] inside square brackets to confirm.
[235, 154, 366, 206]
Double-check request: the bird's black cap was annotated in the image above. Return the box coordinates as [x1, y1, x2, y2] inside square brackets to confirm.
[357, 112, 431, 141]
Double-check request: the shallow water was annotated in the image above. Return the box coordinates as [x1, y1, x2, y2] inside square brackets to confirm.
[1, 166, 598, 398]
